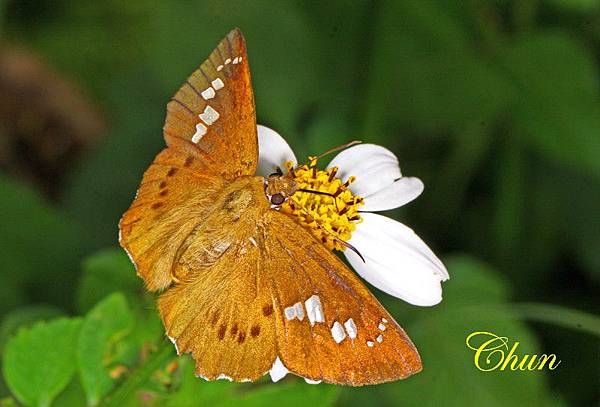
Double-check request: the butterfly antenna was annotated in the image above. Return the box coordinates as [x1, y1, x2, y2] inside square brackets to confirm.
[326, 236, 365, 263]
[314, 140, 362, 162]
[292, 200, 365, 263]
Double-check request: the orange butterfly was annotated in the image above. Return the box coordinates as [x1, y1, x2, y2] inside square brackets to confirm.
[119, 29, 446, 385]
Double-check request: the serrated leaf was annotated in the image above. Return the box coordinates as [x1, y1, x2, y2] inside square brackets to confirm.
[76, 249, 163, 352]
[2, 318, 82, 407]
[0, 305, 64, 354]
[77, 293, 134, 406]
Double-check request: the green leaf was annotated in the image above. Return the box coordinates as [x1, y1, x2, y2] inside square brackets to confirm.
[0, 175, 87, 312]
[163, 356, 339, 407]
[76, 248, 140, 314]
[363, 0, 512, 135]
[2, 318, 82, 407]
[162, 358, 234, 407]
[220, 381, 339, 407]
[78, 293, 134, 406]
[544, 0, 600, 13]
[503, 31, 600, 178]
[0, 305, 64, 354]
[76, 249, 163, 352]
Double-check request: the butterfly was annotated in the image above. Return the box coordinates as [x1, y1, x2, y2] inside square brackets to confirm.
[119, 28, 422, 385]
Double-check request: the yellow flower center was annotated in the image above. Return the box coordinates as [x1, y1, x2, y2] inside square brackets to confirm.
[280, 157, 364, 251]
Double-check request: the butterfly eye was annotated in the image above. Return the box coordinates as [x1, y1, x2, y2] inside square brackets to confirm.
[270, 193, 285, 206]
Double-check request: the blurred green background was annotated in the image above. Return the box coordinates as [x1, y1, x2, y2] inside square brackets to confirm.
[1, 1, 599, 406]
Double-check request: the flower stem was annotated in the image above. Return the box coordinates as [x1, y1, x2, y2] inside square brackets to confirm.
[101, 340, 174, 407]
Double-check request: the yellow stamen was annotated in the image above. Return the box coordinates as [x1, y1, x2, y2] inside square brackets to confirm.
[281, 159, 364, 251]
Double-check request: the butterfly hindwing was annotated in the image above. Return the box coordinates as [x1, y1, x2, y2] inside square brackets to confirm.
[163, 28, 257, 179]
[156, 177, 422, 385]
[157, 177, 278, 381]
[263, 210, 422, 385]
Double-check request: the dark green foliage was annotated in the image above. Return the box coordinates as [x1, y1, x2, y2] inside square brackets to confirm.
[0, 0, 599, 405]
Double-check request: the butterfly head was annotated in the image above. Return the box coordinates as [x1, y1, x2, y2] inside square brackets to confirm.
[262, 155, 365, 254]
[264, 169, 299, 207]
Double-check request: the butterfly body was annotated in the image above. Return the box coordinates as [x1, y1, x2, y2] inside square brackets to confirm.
[119, 28, 422, 385]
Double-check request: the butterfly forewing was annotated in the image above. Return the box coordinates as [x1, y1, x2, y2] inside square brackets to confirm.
[119, 140, 225, 291]
[164, 28, 257, 179]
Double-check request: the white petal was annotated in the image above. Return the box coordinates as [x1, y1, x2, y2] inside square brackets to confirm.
[269, 357, 289, 382]
[327, 144, 401, 197]
[257, 125, 297, 177]
[345, 213, 449, 306]
[361, 177, 424, 212]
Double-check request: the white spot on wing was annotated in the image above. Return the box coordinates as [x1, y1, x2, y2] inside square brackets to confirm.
[378, 323, 386, 331]
[224, 58, 231, 64]
[201, 87, 215, 100]
[249, 237, 258, 247]
[305, 295, 324, 326]
[367, 341, 374, 347]
[217, 65, 224, 71]
[168, 335, 179, 355]
[304, 378, 321, 384]
[212, 78, 224, 90]
[199, 105, 220, 126]
[232, 56, 240, 64]
[382, 318, 388, 323]
[269, 357, 289, 382]
[331, 321, 346, 343]
[216, 373, 233, 381]
[376, 334, 383, 343]
[294, 302, 305, 321]
[284, 306, 296, 320]
[191, 123, 207, 143]
[344, 318, 357, 339]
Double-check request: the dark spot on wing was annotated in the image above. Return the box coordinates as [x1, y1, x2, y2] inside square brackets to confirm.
[218, 324, 226, 340]
[231, 323, 238, 336]
[211, 310, 220, 326]
[237, 331, 246, 344]
[262, 304, 273, 316]
[167, 168, 177, 177]
[159, 181, 167, 189]
[250, 325, 260, 337]
[159, 189, 168, 196]
[222, 190, 241, 211]
[151, 202, 164, 210]
[184, 156, 194, 167]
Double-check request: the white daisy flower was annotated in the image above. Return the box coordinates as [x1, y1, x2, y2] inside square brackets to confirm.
[258, 125, 449, 307]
